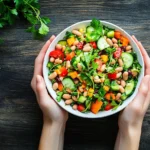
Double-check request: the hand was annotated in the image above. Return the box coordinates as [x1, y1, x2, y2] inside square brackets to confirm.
[31, 35, 68, 124]
[115, 36, 150, 150]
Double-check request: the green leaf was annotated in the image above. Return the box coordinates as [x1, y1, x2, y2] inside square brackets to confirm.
[11, 9, 18, 16]
[56, 92, 63, 102]
[39, 22, 49, 35]
[80, 72, 93, 87]
[24, 13, 38, 24]
[41, 17, 51, 24]
[92, 61, 98, 70]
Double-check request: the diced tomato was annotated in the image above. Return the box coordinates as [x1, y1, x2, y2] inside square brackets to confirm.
[77, 104, 85, 112]
[66, 52, 75, 60]
[105, 104, 113, 111]
[49, 50, 64, 60]
[76, 42, 84, 49]
[113, 48, 122, 58]
[90, 42, 97, 49]
[60, 67, 68, 77]
[114, 31, 121, 39]
[108, 73, 117, 80]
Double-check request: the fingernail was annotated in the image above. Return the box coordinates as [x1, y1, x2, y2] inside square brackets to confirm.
[49, 35, 55, 40]
[36, 75, 42, 83]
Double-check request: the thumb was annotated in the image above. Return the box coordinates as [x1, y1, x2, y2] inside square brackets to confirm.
[36, 75, 49, 100]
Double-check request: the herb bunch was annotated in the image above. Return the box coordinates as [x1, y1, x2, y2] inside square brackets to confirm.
[0, 0, 51, 43]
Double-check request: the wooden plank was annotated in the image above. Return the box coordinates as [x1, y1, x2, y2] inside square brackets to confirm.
[0, 0, 150, 149]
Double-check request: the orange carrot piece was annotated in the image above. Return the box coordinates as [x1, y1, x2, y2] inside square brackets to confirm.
[114, 31, 121, 39]
[58, 83, 63, 91]
[105, 93, 116, 100]
[91, 100, 103, 114]
[120, 36, 129, 46]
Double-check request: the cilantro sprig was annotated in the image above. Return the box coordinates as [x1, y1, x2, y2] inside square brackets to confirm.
[0, 0, 50, 42]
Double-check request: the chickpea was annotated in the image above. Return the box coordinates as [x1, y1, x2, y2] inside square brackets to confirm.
[126, 45, 132, 51]
[106, 38, 113, 46]
[72, 29, 82, 36]
[63, 94, 71, 99]
[118, 58, 124, 67]
[123, 72, 128, 81]
[112, 38, 118, 43]
[55, 44, 62, 50]
[48, 72, 57, 80]
[116, 93, 121, 100]
[50, 57, 55, 62]
[72, 104, 77, 110]
[52, 82, 58, 90]
[119, 86, 125, 93]
[121, 80, 126, 87]
[65, 99, 73, 105]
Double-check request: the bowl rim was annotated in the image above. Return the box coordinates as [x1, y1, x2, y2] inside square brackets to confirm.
[43, 20, 144, 118]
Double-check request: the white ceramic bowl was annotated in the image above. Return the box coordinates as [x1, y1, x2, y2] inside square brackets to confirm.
[43, 20, 144, 118]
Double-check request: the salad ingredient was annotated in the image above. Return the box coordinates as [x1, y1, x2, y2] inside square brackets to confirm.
[58, 40, 67, 46]
[47, 18, 142, 114]
[52, 82, 58, 90]
[63, 94, 71, 99]
[86, 26, 95, 33]
[105, 93, 116, 100]
[49, 72, 57, 80]
[101, 55, 109, 63]
[113, 48, 122, 58]
[121, 52, 133, 68]
[58, 83, 63, 91]
[116, 93, 121, 100]
[107, 31, 114, 38]
[123, 72, 129, 81]
[90, 42, 97, 49]
[108, 73, 117, 80]
[73, 104, 78, 110]
[77, 104, 85, 112]
[66, 52, 75, 60]
[62, 78, 75, 90]
[125, 80, 135, 96]
[65, 99, 73, 105]
[67, 37, 76, 46]
[106, 38, 113, 46]
[118, 58, 124, 67]
[103, 85, 110, 92]
[69, 71, 78, 79]
[78, 96, 87, 103]
[112, 38, 118, 43]
[91, 100, 103, 114]
[97, 37, 110, 50]
[76, 42, 84, 49]
[120, 80, 126, 87]
[105, 104, 113, 111]
[111, 81, 120, 91]
[114, 31, 121, 39]
[126, 45, 132, 51]
[72, 29, 82, 36]
[120, 36, 129, 46]
[49, 50, 64, 60]
[119, 86, 125, 93]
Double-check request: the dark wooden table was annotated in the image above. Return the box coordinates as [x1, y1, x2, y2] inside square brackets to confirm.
[0, 0, 150, 150]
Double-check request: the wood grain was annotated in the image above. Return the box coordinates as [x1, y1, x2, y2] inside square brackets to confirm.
[0, 0, 150, 150]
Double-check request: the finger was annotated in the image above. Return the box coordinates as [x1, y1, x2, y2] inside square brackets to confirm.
[132, 35, 139, 45]
[138, 42, 150, 74]
[34, 35, 55, 76]
[132, 75, 150, 106]
[143, 77, 150, 111]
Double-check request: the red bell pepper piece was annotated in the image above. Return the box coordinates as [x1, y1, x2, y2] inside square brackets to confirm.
[90, 42, 97, 49]
[108, 73, 117, 80]
[77, 104, 85, 112]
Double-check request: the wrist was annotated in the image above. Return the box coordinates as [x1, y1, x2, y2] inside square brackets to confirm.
[116, 126, 142, 150]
